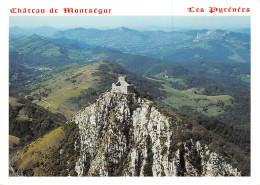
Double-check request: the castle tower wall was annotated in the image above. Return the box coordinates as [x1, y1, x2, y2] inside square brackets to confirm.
[111, 76, 134, 94]
[118, 76, 126, 82]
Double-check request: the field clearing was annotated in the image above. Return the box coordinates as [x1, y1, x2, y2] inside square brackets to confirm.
[239, 74, 250, 83]
[17, 109, 30, 121]
[9, 97, 22, 106]
[9, 135, 20, 147]
[145, 76, 164, 82]
[207, 95, 233, 101]
[161, 84, 233, 117]
[153, 73, 187, 86]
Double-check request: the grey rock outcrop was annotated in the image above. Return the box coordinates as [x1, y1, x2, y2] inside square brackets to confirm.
[73, 92, 241, 176]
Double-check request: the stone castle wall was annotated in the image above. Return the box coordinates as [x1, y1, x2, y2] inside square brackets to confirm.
[111, 84, 134, 94]
[111, 76, 134, 94]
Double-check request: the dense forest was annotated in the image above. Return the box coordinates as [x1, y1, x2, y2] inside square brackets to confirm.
[202, 84, 250, 127]
[181, 61, 250, 87]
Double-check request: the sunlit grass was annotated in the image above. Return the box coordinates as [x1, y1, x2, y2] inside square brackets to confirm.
[31, 62, 101, 119]
[161, 84, 233, 117]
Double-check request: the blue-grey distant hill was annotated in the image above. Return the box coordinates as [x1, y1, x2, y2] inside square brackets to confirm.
[9, 26, 60, 38]
[53, 27, 250, 64]
[10, 26, 250, 64]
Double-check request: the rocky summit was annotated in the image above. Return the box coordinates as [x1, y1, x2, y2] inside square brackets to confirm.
[73, 91, 241, 176]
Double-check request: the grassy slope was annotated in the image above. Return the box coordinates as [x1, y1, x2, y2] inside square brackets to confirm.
[10, 127, 65, 176]
[30, 63, 100, 119]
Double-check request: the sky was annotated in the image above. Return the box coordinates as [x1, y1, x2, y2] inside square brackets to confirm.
[9, 16, 250, 30]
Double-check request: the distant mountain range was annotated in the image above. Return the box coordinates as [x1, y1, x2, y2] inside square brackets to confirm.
[53, 27, 250, 63]
[9, 26, 60, 38]
[10, 26, 250, 64]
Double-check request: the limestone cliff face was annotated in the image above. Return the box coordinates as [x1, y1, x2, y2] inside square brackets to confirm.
[73, 92, 241, 176]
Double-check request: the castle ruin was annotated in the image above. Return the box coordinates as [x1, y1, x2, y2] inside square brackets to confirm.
[111, 76, 135, 94]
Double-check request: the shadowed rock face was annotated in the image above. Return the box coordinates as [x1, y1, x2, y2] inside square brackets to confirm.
[74, 92, 241, 176]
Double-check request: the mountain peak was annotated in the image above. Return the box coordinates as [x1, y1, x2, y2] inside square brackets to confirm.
[72, 91, 242, 176]
[117, 26, 129, 30]
[112, 27, 136, 32]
